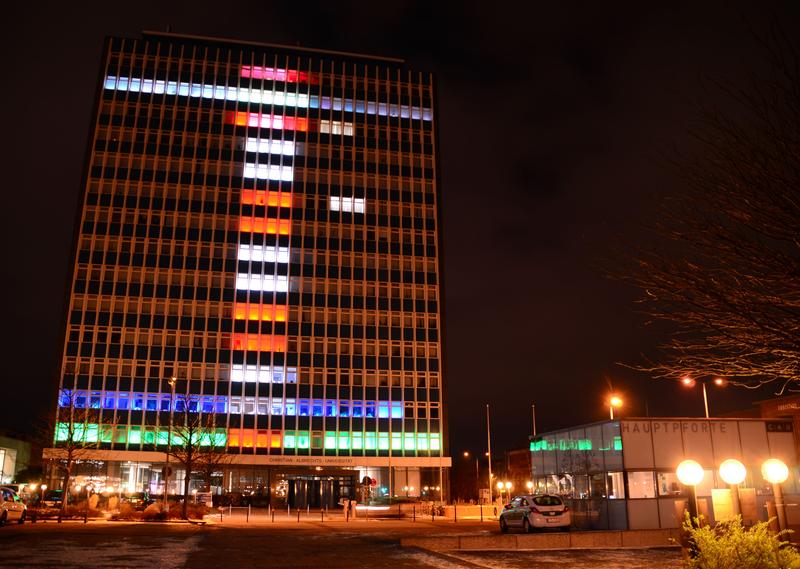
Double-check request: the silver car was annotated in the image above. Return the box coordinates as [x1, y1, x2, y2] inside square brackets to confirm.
[499, 494, 571, 533]
[0, 487, 27, 525]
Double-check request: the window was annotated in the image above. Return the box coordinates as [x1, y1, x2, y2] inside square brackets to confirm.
[627, 471, 656, 499]
[329, 196, 365, 213]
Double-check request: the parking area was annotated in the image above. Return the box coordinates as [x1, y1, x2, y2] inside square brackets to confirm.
[0, 519, 683, 568]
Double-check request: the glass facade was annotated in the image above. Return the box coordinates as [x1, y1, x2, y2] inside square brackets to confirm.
[49, 32, 449, 505]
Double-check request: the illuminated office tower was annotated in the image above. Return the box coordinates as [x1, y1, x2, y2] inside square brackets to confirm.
[46, 32, 449, 507]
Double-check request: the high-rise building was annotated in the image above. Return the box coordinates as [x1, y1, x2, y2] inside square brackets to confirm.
[45, 31, 449, 507]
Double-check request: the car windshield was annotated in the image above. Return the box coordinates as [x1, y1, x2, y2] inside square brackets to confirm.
[533, 496, 563, 506]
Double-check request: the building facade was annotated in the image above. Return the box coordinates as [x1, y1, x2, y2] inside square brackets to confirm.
[45, 32, 449, 507]
[530, 418, 800, 530]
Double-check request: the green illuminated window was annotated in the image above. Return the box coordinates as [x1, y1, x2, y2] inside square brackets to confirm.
[296, 431, 310, 449]
[404, 433, 415, 451]
[128, 426, 141, 444]
[325, 432, 337, 449]
[338, 433, 350, 450]
[430, 433, 441, 451]
[352, 432, 363, 449]
[391, 433, 402, 450]
[283, 431, 296, 448]
[365, 432, 377, 450]
[378, 433, 389, 450]
[417, 434, 428, 450]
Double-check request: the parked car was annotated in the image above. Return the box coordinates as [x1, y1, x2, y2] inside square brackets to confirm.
[499, 494, 571, 533]
[0, 487, 27, 525]
[42, 489, 64, 508]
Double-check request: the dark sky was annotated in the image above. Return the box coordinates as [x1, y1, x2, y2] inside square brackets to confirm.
[3, 1, 798, 457]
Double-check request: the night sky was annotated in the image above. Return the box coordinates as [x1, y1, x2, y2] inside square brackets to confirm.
[3, 1, 798, 458]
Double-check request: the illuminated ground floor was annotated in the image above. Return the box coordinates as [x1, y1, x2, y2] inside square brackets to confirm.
[42, 449, 451, 509]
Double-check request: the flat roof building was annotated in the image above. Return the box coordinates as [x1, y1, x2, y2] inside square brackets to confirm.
[529, 417, 799, 530]
[45, 31, 449, 507]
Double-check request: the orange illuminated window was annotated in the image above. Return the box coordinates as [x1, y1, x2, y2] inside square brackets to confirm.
[234, 304, 287, 322]
[239, 217, 291, 235]
[269, 431, 282, 448]
[232, 334, 287, 352]
[256, 431, 269, 448]
[241, 430, 255, 448]
[228, 429, 241, 447]
[224, 111, 308, 132]
[241, 189, 293, 208]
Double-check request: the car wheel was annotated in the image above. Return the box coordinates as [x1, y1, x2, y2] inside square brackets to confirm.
[18, 511, 26, 524]
[522, 518, 532, 533]
[499, 518, 509, 533]
[0, 512, 7, 527]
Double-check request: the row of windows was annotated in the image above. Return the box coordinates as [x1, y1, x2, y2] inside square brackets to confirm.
[77, 240, 438, 273]
[62, 359, 442, 387]
[73, 268, 439, 300]
[72, 297, 440, 327]
[96, 128, 436, 168]
[83, 206, 437, 243]
[109, 50, 434, 95]
[104, 75, 434, 121]
[55, 421, 442, 453]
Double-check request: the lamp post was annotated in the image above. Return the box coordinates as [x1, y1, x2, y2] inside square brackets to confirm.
[609, 395, 623, 420]
[163, 376, 176, 513]
[496, 481, 504, 504]
[505, 481, 513, 500]
[486, 404, 493, 504]
[464, 451, 480, 503]
[680, 376, 726, 419]
[718, 459, 746, 518]
[762, 458, 789, 531]
[676, 459, 704, 522]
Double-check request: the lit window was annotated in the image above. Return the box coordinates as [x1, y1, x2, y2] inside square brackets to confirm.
[234, 303, 288, 322]
[241, 189, 293, 207]
[231, 333, 287, 352]
[242, 163, 294, 182]
[235, 273, 289, 292]
[226, 111, 309, 131]
[244, 138, 297, 156]
[240, 66, 316, 84]
[318, 119, 354, 136]
[238, 217, 291, 235]
[237, 244, 290, 263]
[328, 196, 365, 213]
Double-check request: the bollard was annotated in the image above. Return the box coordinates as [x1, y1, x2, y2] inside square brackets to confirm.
[480, 504, 483, 522]
[297, 507, 300, 523]
[307, 505, 310, 515]
[321, 509, 324, 522]
[431, 505, 434, 523]
[229, 504, 233, 517]
[271, 510, 275, 523]
[413, 505, 415, 522]
[454, 503, 457, 523]
[247, 504, 250, 523]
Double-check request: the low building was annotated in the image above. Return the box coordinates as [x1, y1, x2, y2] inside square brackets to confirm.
[0, 434, 32, 484]
[529, 417, 799, 530]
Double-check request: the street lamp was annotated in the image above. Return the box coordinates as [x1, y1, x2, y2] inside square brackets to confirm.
[681, 376, 727, 418]
[762, 458, 789, 531]
[609, 395, 623, 420]
[505, 481, 513, 500]
[526, 481, 533, 492]
[464, 451, 480, 503]
[163, 376, 177, 513]
[718, 459, 746, 518]
[496, 481, 505, 503]
[676, 459, 704, 522]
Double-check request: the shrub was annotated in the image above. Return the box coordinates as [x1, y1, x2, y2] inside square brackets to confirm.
[682, 513, 800, 569]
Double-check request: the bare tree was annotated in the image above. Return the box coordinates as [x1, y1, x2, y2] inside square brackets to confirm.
[166, 393, 227, 519]
[623, 31, 800, 392]
[44, 389, 110, 522]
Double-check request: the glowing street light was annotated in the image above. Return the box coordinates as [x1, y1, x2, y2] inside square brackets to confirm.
[676, 459, 704, 521]
[762, 458, 790, 531]
[526, 481, 534, 491]
[609, 395, 623, 420]
[681, 376, 727, 418]
[719, 459, 746, 517]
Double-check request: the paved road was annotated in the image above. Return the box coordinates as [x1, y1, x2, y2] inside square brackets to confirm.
[0, 520, 683, 568]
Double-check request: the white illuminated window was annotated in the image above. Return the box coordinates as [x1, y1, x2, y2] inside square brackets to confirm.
[329, 196, 365, 214]
[235, 274, 289, 292]
[243, 163, 294, 182]
[238, 244, 290, 263]
[319, 119, 354, 137]
[244, 138, 296, 156]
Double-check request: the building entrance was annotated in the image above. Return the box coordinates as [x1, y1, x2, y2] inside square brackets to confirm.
[274, 473, 356, 509]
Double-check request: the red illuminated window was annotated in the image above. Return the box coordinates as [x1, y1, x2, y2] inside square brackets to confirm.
[225, 111, 308, 132]
[232, 334, 287, 352]
[241, 189, 293, 208]
[234, 304, 288, 322]
[241, 65, 318, 84]
[239, 217, 291, 235]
